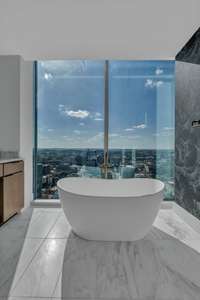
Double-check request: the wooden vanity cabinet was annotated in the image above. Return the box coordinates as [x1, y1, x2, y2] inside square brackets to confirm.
[0, 164, 3, 177]
[0, 160, 24, 224]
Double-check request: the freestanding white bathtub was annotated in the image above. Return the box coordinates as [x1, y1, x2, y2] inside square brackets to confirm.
[57, 178, 164, 241]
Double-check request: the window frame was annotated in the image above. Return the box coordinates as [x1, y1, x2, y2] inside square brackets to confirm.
[33, 60, 175, 200]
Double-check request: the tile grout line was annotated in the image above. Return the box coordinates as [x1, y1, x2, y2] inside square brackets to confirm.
[1, 297, 150, 300]
[9, 238, 45, 295]
[47, 212, 73, 298]
[0, 211, 46, 296]
[44, 212, 63, 239]
[7, 211, 51, 294]
[51, 270, 61, 298]
[173, 211, 200, 238]
[10, 211, 63, 295]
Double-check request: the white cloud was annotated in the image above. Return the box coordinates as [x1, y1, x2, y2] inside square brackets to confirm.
[163, 127, 174, 131]
[95, 132, 104, 137]
[126, 135, 141, 139]
[133, 124, 147, 129]
[62, 136, 74, 141]
[44, 73, 53, 80]
[124, 128, 135, 132]
[155, 68, 163, 75]
[94, 118, 103, 121]
[153, 129, 174, 137]
[145, 79, 153, 87]
[73, 130, 81, 135]
[87, 132, 104, 143]
[79, 122, 85, 126]
[156, 80, 164, 87]
[145, 79, 163, 88]
[59, 105, 90, 119]
[41, 60, 86, 76]
[66, 110, 90, 119]
[152, 133, 160, 137]
[47, 128, 54, 132]
[94, 112, 103, 121]
[109, 133, 119, 137]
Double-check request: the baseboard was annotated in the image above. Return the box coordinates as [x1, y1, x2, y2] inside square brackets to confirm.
[31, 199, 61, 208]
[30, 199, 200, 235]
[160, 201, 174, 209]
[32, 199, 172, 209]
[172, 202, 200, 235]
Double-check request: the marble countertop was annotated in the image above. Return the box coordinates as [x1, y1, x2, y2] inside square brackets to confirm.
[0, 158, 23, 164]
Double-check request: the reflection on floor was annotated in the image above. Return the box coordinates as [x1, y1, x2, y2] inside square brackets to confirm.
[0, 206, 200, 300]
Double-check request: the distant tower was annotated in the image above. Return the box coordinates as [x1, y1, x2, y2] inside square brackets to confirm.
[122, 148, 125, 166]
[131, 149, 136, 167]
[145, 112, 148, 127]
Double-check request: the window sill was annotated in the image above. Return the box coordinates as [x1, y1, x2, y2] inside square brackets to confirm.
[31, 199, 61, 208]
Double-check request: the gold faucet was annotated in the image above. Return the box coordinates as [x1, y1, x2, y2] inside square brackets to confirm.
[100, 151, 112, 179]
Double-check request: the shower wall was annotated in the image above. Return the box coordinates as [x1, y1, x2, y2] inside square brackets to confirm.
[175, 27, 200, 219]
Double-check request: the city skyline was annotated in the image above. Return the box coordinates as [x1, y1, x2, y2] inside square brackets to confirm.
[37, 60, 175, 150]
[36, 148, 174, 200]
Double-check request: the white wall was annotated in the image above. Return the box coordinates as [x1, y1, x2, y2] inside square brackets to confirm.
[20, 59, 33, 207]
[0, 0, 199, 60]
[0, 56, 33, 207]
[0, 56, 21, 152]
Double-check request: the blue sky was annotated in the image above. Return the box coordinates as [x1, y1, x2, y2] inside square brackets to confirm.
[37, 60, 175, 149]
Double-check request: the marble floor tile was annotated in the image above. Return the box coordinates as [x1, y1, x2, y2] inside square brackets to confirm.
[0, 206, 200, 300]
[9, 238, 44, 291]
[52, 272, 62, 298]
[47, 213, 72, 239]
[154, 238, 200, 288]
[0, 209, 41, 241]
[153, 209, 200, 241]
[26, 211, 60, 238]
[183, 239, 200, 253]
[0, 239, 26, 294]
[57, 235, 200, 300]
[8, 298, 52, 300]
[61, 236, 97, 299]
[0, 220, 30, 241]
[33, 208, 62, 214]
[10, 238, 67, 298]
[0, 280, 12, 298]
[144, 225, 173, 240]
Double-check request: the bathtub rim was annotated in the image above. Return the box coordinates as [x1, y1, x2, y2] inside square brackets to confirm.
[57, 177, 165, 199]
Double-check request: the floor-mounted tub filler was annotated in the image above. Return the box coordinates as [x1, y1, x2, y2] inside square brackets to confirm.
[57, 178, 164, 241]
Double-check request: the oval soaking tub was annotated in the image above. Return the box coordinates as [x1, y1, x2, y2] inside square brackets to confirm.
[57, 178, 164, 241]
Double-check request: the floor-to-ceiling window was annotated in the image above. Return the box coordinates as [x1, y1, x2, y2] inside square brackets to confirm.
[34, 60, 175, 200]
[108, 61, 175, 199]
[35, 61, 104, 199]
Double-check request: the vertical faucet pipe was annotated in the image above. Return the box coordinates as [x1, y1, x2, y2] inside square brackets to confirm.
[104, 60, 109, 169]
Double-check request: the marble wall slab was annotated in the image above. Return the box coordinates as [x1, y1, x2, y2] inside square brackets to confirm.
[176, 27, 200, 64]
[175, 61, 200, 219]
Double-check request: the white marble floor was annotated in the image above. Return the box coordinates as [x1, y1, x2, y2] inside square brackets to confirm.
[0, 206, 200, 300]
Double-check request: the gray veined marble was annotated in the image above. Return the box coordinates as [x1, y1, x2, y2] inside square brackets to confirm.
[0, 207, 200, 300]
[175, 61, 200, 219]
[176, 27, 200, 64]
[59, 236, 200, 300]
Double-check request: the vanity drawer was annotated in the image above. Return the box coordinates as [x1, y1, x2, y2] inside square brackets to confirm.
[3, 172, 24, 222]
[0, 164, 3, 177]
[4, 161, 24, 176]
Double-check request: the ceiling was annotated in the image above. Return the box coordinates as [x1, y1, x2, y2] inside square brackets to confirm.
[0, 0, 199, 60]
